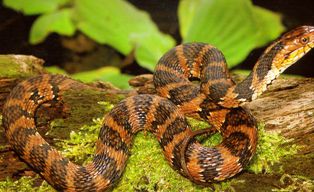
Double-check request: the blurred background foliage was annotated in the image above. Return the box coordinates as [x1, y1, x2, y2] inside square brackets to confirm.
[2, 0, 287, 88]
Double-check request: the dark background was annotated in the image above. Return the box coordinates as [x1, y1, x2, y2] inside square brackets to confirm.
[0, 0, 314, 77]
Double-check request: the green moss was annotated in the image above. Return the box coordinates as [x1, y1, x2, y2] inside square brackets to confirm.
[0, 55, 43, 78]
[0, 115, 6, 151]
[46, 89, 121, 141]
[0, 59, 28, 78]
[56, 118, 102, 164]
[247, 124, 299, 174]
[54, 101, 115, 164]
[112, 131, 237, 192]
[0, 145, 6, 151]
[0, 176, 54, 192]
[186, 120, 299, 175]
[114, 132, 199, 192]
[54, 116, 299, 191]
[186, 117, 222, 147]
[0, 106, 300, 191]
[186, 117, 211, 129]
[112, 132, 234, 192]
[52, 111, 234, 191]
[273, 174, 314, 191]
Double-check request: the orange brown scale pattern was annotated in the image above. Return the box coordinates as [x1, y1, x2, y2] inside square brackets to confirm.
[152, 26, 314, 184]
[2, 75, 207, 191]
[154, 43, 235, 109]
[153, 42, 259, 184]
[3, 25, 314, 191]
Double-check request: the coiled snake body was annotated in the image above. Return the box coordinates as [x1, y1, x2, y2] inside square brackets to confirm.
[2, 26, 314, 191]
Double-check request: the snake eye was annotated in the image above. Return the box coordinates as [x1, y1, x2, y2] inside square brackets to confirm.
[300, 37, 309, 44]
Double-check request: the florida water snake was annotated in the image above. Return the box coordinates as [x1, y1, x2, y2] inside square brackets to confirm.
[2, 26, 314, 191]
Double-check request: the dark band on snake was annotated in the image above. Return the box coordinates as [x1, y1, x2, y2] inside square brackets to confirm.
[2, 26, 314, 191]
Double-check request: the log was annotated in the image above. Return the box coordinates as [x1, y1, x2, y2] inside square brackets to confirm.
[130, 74, 314, 143]
[0, 55, 45, 109]
[129, 75, 314, 191]
[0, 55, 313, 191]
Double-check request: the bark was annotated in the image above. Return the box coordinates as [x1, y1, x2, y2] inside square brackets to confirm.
[130, 74, 314, 191]
[130, 74, 314, 144]
[0, 55, 313, 191]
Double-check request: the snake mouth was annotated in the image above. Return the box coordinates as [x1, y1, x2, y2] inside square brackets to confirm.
[280, 44, 312, 70]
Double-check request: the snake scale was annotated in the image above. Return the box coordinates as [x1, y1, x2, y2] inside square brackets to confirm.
[2, 26, 314, 191]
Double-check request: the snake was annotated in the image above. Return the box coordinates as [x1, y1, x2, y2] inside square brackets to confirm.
[2, 26, 314, 191]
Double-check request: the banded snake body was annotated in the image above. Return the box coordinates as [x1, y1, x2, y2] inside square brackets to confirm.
[2, 26, 314, 191]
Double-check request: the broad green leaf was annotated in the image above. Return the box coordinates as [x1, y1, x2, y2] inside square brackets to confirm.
[3, 0, 69, 15]
[178, 0, 285, 67]
[253, 6, 284, 47]
[134, 33, 175, 71]
[45, 66, 68, 75]
[73, 0, 175, 71]
[46, 66, 134, 89]
[179, 0, 207, 39]
[72, 66, 132, 89]
[30, 9, 76, 44]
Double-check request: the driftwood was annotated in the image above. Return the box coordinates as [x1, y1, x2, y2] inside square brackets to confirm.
[0, 55, 313, 191]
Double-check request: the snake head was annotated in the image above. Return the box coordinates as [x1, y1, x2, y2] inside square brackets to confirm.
[277, 25, 314, 70]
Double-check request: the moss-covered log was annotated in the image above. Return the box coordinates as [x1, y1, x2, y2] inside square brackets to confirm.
[130, 74, 314, 142]
[0, 56, 313, 191]
[130, 75, 314, 191]
[0, 55, 45, 109]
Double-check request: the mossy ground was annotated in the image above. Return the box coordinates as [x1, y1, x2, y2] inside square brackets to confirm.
[0, 101, 312, 191]
[0, 55, 43, 79]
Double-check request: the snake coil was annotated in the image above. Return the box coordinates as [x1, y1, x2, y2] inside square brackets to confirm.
[2, 26, 314, 191]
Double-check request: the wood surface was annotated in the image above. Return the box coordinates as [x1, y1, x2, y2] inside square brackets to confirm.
[0, 55, 313, 191]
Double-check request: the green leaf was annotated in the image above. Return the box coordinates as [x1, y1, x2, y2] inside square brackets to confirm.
[134, 33, 175, 71]
[73, 0, 175, 71]
[30, 9, 76, 44]
[72, 66, 132, 89]
[178, 0, 285, 67]
[45, 66, 68, 75]
[3, 0, 69, 15]
[178, 0, 203, 39]
[253, 6, 285, 47]
[45, 66, 135, 89]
